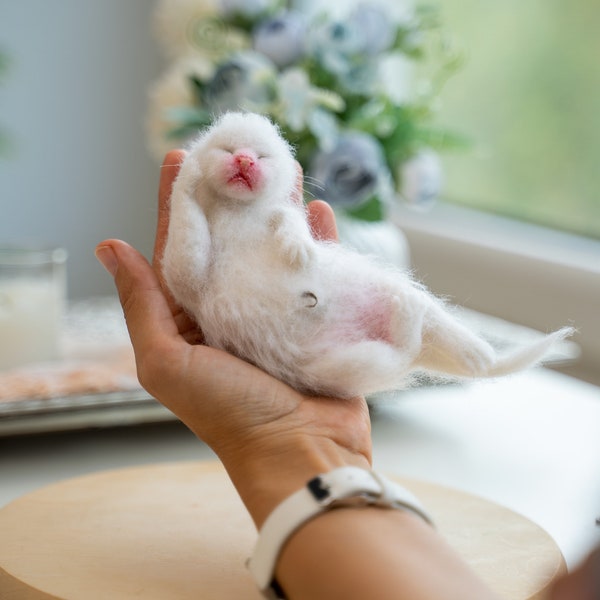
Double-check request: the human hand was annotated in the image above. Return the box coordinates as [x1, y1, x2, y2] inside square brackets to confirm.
[549, 544, 600, 600]
[95, 152, 505, 600]
[95, 151, 372, 526]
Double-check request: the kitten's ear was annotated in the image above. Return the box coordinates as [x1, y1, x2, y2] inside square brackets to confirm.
[291, 162, 304, 206]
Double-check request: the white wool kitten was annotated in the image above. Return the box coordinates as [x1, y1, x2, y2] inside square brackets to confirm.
[162, 112, 573, 398]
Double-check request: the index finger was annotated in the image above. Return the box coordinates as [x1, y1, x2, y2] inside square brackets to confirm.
[308, 200, 339, 242]
[291, 162, 339, 242]
[153, 149, 186, 269]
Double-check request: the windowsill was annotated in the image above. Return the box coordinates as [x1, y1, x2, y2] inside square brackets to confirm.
[392, 202, 600, 275]
[390, 202, 600, 387]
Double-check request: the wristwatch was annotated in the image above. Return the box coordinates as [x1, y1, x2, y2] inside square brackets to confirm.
[247, 466, 433, 599]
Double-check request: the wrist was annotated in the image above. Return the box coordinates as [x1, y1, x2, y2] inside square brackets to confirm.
[219, 432, 371, 528]
[249, 466, 434, 597]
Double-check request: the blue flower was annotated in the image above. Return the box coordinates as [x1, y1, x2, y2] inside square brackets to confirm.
[307, 132, 387, 209]
[253, 11, 307, 68]
[347, 4, 395, 55]
[338, 62, 379, 96]
[204, 51, 276, 115]
[307, 19, 363, 77]
[307, 12, 388, 94]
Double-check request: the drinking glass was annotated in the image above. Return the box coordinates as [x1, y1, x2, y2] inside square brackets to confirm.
[0, 246, 67, 370]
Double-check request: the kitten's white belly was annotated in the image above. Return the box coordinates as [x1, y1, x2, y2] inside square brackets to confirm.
[188, 244, 402, 392]
[191, 246, 327, 368]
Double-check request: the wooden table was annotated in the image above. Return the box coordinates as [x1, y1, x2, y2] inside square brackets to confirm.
[0, 461, 565, 600]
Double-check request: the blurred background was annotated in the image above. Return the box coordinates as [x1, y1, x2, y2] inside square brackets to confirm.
[0, 2, 161, 299]
[438, 0, 600, 240]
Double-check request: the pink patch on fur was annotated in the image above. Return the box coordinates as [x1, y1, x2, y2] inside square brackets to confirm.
[334, 288, 393, 345]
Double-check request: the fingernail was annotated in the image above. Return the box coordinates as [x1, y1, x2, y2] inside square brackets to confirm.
[95, 245, 118, 276]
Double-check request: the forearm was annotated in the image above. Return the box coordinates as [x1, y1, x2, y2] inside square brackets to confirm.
[219, 435, 498, 600]
[277, 507, 500, 600]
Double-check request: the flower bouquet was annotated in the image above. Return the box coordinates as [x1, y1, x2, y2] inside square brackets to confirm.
[148, 0, 464, 221]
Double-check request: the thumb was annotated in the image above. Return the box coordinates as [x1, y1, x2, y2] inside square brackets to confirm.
[308, 200, 339, 242]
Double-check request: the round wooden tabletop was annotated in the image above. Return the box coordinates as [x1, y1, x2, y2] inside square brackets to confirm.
[0, 461, 565, 599]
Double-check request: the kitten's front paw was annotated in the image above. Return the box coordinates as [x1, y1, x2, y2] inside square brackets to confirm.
[268, 210, 314, 269]
[285, 241, 314, 269]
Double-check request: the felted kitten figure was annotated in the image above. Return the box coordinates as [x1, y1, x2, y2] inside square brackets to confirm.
[162, 112, 572, 399]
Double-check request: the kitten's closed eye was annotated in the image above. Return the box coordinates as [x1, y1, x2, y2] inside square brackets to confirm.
[218, 146, 269, 159]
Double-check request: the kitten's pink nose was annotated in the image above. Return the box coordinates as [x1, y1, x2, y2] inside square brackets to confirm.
[234, 151, 256, 173]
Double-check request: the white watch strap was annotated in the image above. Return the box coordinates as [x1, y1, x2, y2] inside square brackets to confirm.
[247, 466, 433, 598]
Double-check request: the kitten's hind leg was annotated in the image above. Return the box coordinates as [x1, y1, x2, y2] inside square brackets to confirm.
[301, 340, 412, 399]
[412, 298, 496, 378]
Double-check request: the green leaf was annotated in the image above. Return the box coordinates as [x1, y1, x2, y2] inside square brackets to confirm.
[377, 106, 422, 167]
[226, 1, 286, 33]
[189, 75, 207, 104]
[345, 196, 384, 222]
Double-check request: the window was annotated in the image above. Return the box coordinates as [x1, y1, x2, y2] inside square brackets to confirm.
[389, 0, 600, 386]
[436, 0, 600, 240]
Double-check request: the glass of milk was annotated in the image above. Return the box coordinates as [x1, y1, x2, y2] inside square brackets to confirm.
[0, 246, 68, 371]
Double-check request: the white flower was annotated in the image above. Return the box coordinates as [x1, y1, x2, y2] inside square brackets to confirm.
[276, 68, 312, 131]
[307, 109, 339, 152]
[275, 67, 344, 132]
[379, 52, 415, 104]
[399, 149, 443, 209]
[186, 16, 250, 62]
[153, 0, 221, 60]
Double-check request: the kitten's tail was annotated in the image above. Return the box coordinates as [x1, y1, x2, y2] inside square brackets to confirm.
[488, 327, 575, 377]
